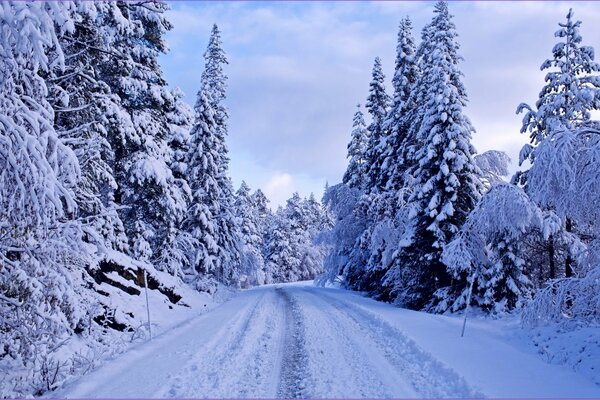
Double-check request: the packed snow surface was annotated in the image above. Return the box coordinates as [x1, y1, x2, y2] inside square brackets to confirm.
[54, 282, 600, 398]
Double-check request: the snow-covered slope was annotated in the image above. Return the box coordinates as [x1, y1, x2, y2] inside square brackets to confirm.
[52, 283, 599, 398]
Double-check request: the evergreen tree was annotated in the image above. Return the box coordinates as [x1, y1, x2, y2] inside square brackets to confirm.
[96, 1, 187, 264]
[342, 104, 369, 190]
[382, 17, 420, 192]
[185, 87, 221, 287]
[198, 24, 242, 285]
[265, 209, 296, 283]
[401, 1, 483, 310]
[364, 57, 391, 192]
[50, 3, 128, 252]
[441, 184, 540, 313]
[157, 87, 195, 277]
[0, 1, 91, 389]
[515, 8, 600, 285]
[518, 8, 600, 151]
[235, 181, 265, 286]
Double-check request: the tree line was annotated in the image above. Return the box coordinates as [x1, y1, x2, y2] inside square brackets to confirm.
[319, 2, 600, 323]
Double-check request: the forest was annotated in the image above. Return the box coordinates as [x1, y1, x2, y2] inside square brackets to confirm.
[1, 1, 599, 397]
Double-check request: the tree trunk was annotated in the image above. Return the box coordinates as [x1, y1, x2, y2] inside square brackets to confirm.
[549, 235, 556, 280]
[565, 218, 574, 278]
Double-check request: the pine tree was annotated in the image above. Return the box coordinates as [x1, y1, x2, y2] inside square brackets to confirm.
[0, 1, 91, 388]
[185, 87, 221, 286]
[364, 57, 391, 192]
[382, 17, 420, 192]
[481, 236, 532, 313]
[518, 8, 600, 150]
[96, 1, 187, 264]
[50, 3, 128, 252]
[235, 181, 265, 286]
[441, 184, 540, 313]
[343, 105, 369, 190]
[515, 8, 600, 285]
[197, 24, 242, 285]
[157, 87, 195, 277]
[265, 210, 297, 283]
[401, 1, 483, 311]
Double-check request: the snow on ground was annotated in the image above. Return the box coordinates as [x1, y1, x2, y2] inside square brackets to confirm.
[527, 325, 600, 386]
[52, 283, 600, 399]
[50, 250, 233, 394]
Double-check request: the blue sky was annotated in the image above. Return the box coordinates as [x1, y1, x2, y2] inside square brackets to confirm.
[160, 1, 600, 208]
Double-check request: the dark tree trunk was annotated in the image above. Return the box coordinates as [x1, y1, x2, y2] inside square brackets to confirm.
[565, 218, 574, 278]
[549, 235, 556, 280]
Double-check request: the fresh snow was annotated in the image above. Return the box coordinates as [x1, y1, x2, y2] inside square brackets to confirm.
[53, 283, 600, 398]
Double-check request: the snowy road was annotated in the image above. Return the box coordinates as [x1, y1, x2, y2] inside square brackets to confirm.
[55, 283, 600, 398]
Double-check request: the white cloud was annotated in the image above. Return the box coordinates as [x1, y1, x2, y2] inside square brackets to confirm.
[264, 173, 295, 209]
[161, 1, 600, 206]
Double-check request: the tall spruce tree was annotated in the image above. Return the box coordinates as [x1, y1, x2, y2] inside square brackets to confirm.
[185, 87, 221, 287]
[518, 8, 600, 151]
[382, 17, 420, 192]
[364, 57, 391, 192]
[516, 9, 600, 283]
[342, 104, 369, 190]
[96, 1, 187, 264]
[50, 3, 128, 252]
[400, 1, 483, 311]
[199, 24, 242, 285]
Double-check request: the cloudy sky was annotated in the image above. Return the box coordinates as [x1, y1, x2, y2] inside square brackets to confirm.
[159, 1, 600, 208]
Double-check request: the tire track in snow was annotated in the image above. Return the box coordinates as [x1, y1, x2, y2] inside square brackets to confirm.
[276, 287, 312, 399]
[159, 289, 279, 397]
[292, 287, 410, 397]
[313, 288, 484, 398]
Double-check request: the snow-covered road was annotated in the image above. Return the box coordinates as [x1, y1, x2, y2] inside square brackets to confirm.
[54, 283, 600, 398]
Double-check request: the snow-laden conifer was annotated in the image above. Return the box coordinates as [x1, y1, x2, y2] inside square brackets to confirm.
[342, 105, 369, 190]
[401, 1, 484, 310]
[364, 57, 391, 192]
[235, 181, 266, 286]
[382, 17, 420, 191]
[95, 2, 187, 264]
[518, 8, 600, 150]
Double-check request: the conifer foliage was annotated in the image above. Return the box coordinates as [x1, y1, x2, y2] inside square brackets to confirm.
[321, 1, 485, 311]
[322, 2, 600, 324]
[185, 24, 242, 288]
[342, 105, 369, 190]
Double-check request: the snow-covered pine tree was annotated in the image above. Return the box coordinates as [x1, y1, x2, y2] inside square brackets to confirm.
[515, 8, 600, 285]
[517, 8, 600, 153]
[184, 86, 221, 288]
[167, 88, 194, 183]
[95, 1, 187, 265]
[382, 16, 420, 192]
[342, 104, 369, 190]
[50, 2, 128, 252]
[0, 2, 93, 392]
[156, 88, 196, 277]
[265, 209, 297, 283]
[198, 24, 242, 285]
[400, 1, 484, 311]
[441, 184, 540, 313]
[252, 189, 273, 283]
[317, 183, 366, 286]
[235, 181, 265, 286]
[364, 57, 391, 193]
